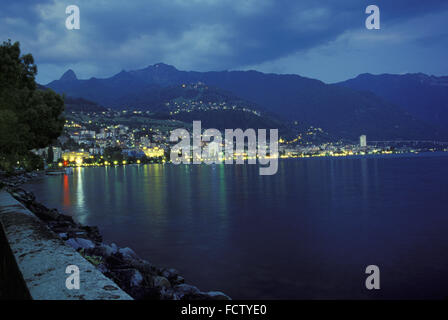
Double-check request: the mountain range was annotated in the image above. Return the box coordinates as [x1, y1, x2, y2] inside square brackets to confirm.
[337, 73, 448, 129]
[45, 63, 448, 141]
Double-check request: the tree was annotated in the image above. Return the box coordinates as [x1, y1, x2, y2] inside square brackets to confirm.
[0, 40, 65, 172]
[104, 146, 124, 163]
[47, 146, 54, 163]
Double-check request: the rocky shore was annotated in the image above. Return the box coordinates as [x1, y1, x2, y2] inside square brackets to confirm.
[0, 172, 230, 300]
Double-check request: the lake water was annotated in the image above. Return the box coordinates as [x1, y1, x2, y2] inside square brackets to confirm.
[24, 153, 448, 299]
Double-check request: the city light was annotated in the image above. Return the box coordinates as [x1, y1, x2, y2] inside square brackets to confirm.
[75, 157, 83, 166]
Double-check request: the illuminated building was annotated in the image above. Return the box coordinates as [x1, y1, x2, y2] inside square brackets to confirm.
[143, 147, 165, 158]
[62, 151, 91, 165]
[360, 135, 367, 148]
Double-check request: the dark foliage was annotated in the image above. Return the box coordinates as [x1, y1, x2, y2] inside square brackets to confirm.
[0, 40, 65, 171]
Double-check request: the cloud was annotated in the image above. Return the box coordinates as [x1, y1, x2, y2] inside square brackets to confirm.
[242, 8, 448, 83]
[0, 0, 447, 83]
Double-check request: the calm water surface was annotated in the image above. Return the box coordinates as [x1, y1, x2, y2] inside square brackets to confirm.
[24, 154, 448, 299]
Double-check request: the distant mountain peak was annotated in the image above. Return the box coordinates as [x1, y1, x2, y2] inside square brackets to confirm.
[60, 69, 77, 81]
[357, 73, 374, 78]
[148, 63, 177, 71]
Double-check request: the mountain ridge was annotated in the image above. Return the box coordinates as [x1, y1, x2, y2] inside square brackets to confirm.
[45, 63, 447, 141]
[337, 73, 448, 129]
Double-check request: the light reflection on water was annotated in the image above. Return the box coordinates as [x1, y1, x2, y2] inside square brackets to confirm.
[24, 155, 448, 299]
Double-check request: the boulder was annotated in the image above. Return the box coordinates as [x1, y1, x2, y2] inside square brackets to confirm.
[153, 276, 171, 289]
[80, 225, 102, 242]
[126, 258, 156, 275]
[97, 244, 118, 257]
[204, 291, 231, 300]
[161, 268, 180, 280]
[110, 243, 118, 252]
[58, 233, 68, 239]
[119, 247, 138, 260]
[108, 268, 144, 289]
[104, 252, 130, 269]
[160, 288, 175, 300]
[65, 238, 95, 250]
[97, 263, 109, 274]
[172, 275, 185, 285]
[130, 269, 144, 287]
[173, 284, 200, 299]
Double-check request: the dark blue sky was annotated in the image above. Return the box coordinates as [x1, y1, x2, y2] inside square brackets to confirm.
[1, 0, 447, 84]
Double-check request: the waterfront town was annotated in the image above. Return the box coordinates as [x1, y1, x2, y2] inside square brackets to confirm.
[29, 109, 448, 169]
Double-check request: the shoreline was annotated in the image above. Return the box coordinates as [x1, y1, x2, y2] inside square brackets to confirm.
[0, 172, 230, 300]
[46, 150, 448, 170]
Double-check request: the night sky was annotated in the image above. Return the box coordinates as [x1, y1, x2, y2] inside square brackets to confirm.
[1, 0, 447, 84]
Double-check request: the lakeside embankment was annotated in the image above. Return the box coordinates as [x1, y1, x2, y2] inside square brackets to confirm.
[0, 172, 230, 300]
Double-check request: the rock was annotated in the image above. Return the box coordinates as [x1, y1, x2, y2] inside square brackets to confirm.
[126, 258, 156, 275]
[65, 238, 78, 249]
[47, 209, 60, 220]
[94, 244, 118, 257]
[80, 225, 102, 243]
[60, 214, 75, 223]
[204, 291, 232, 300]
[160, 288, 174, 300]
[107, 243, 119, 254]
[119, 247, 138, 260]
[173, 284, 200, 298]
[110, 243, 118, 253]
[153, 276, 171, 289]
[76, 238, 95, 249]
[27, 202, 59, 221]
[83, 245, 108, 259]
[11, 190, 27, 201]
[58, 233, 68, 239]
[59, 225, 102, 243]
[65, 238, 95, 250]
[172, 275, 185, 285]
[97, 263, 109, 274]
[67, 230, 86, 239]
[161, 268, 180, 280]
[49, 220, 72, 228]
[104, 252, 130, 269]
[171, 285, 231, 300]
[108, 268, 144, 290]
[130, 270, 144, 287]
